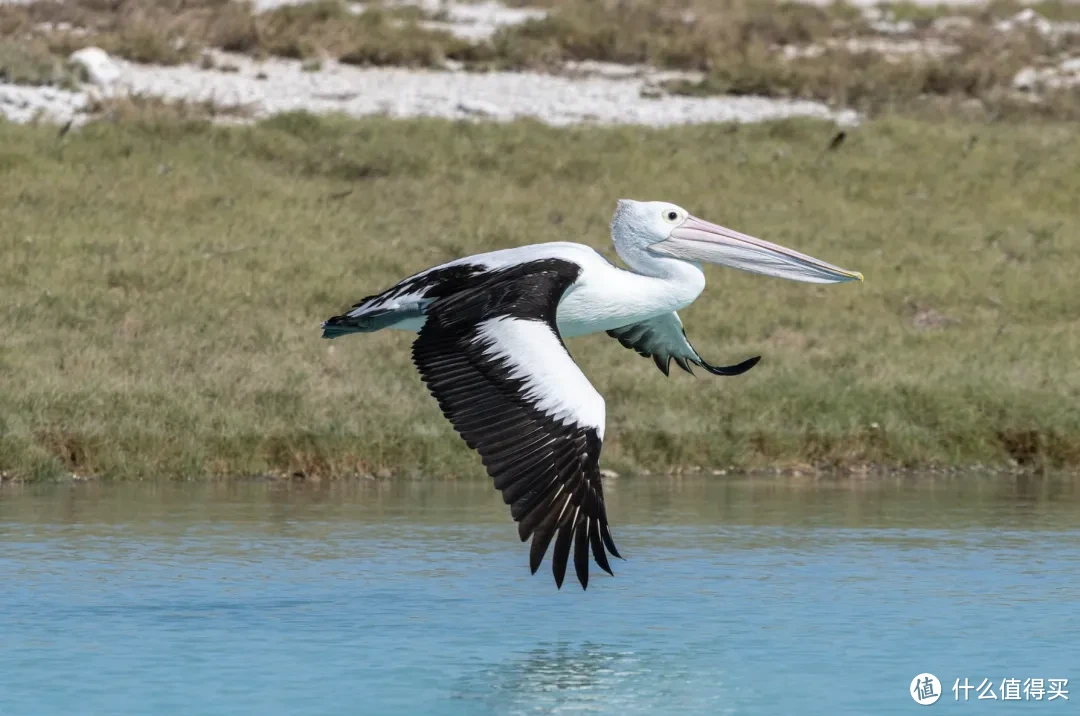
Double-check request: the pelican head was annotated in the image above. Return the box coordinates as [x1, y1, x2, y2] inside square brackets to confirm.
[613, 199, 862, 284]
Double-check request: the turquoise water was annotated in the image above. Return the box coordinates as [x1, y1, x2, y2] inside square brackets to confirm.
[1, 476, 1078, 715]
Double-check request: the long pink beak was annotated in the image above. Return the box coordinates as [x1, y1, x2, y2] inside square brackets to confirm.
[651, 215, 863, 284]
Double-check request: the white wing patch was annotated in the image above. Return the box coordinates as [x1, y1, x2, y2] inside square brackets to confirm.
[475, 316, 605, 439]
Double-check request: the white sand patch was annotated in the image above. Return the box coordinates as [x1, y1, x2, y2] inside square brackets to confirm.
[1014, 56, 1080, 89]
[0, 83, 87, 123]
[414, 0, 547, 41]
[117, 52, 858, 126]
[783, 37, 960, 60]
[995, 8, 1080, 36]
[246, 0, 547, 40]
[931, 16, 976, 33]
[560, 61, 704, 84]
[1, 49, 859, 127]
[800, 0, 987, 6]
[245, 0, 318, 10]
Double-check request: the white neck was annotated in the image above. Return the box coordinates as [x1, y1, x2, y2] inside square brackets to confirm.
[606, 243, 706, 322]
[556, 248, 707, 337]
[616, 235, 705, 292]
[552, 202, 708, 336]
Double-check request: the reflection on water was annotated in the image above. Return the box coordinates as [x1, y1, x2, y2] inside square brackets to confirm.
[4, 473, 1079, 530]
[461, 641, 746, 715]
[1, 475, 1079, 716]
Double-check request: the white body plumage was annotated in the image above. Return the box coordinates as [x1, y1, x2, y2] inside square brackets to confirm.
[374, 241, 705, 338]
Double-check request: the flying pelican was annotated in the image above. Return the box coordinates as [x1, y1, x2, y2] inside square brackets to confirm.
[323, 200, 862, 589]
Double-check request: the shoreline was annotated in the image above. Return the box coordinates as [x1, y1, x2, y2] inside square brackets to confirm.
[2, 463, 1073, 484]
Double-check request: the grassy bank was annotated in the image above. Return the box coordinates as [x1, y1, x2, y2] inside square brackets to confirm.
[1, 112, 1079, 480]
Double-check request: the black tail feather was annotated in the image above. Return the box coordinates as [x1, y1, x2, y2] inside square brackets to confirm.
[321, 315, 364, 339]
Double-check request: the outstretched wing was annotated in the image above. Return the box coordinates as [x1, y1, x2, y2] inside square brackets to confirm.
[607, 312, 760, 377]
[411, 259, 621, 590]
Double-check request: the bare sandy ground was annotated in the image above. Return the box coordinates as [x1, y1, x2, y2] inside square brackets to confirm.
[2, 0, 1076, 127]
[1, 49, 861, 126]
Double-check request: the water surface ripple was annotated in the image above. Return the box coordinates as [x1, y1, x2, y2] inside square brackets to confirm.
[2, 476, 1078, 715]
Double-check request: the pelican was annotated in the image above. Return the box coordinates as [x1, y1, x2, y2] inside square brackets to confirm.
[323, 200, 862, 589]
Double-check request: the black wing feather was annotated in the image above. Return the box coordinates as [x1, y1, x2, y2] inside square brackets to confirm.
[410, 259, 620, 590]
[551, 513, 576, 589]
[573, 513, 590, 589]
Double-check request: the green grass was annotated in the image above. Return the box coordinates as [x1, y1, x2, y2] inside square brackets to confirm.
[2, 112, 1079, 480]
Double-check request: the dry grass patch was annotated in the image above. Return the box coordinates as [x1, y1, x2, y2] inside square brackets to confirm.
[0, 0, 482, 67]
[665, 7, 1080, 119]
[494, 0, 1080, 120]
[882, 0, 1080, 26]
[3, 0, 1077, 119]
[489, 0, 866, 71]
[83, 93, 255, 123]
[0, 37, 83, 88]
[0, 0, 251, 65]
[255, 0, 484, 66]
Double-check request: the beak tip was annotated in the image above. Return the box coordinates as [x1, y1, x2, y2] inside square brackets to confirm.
[854, 272, 864, 282]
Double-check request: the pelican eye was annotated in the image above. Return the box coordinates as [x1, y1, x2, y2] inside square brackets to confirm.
[664, 210, 680, 223]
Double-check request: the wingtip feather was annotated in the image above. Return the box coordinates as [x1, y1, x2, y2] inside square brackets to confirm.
[573, 515, 590, 590]
[589, 517, 613, 576]
[551, 516, 575, 589]
[601, 523, 623, 560]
